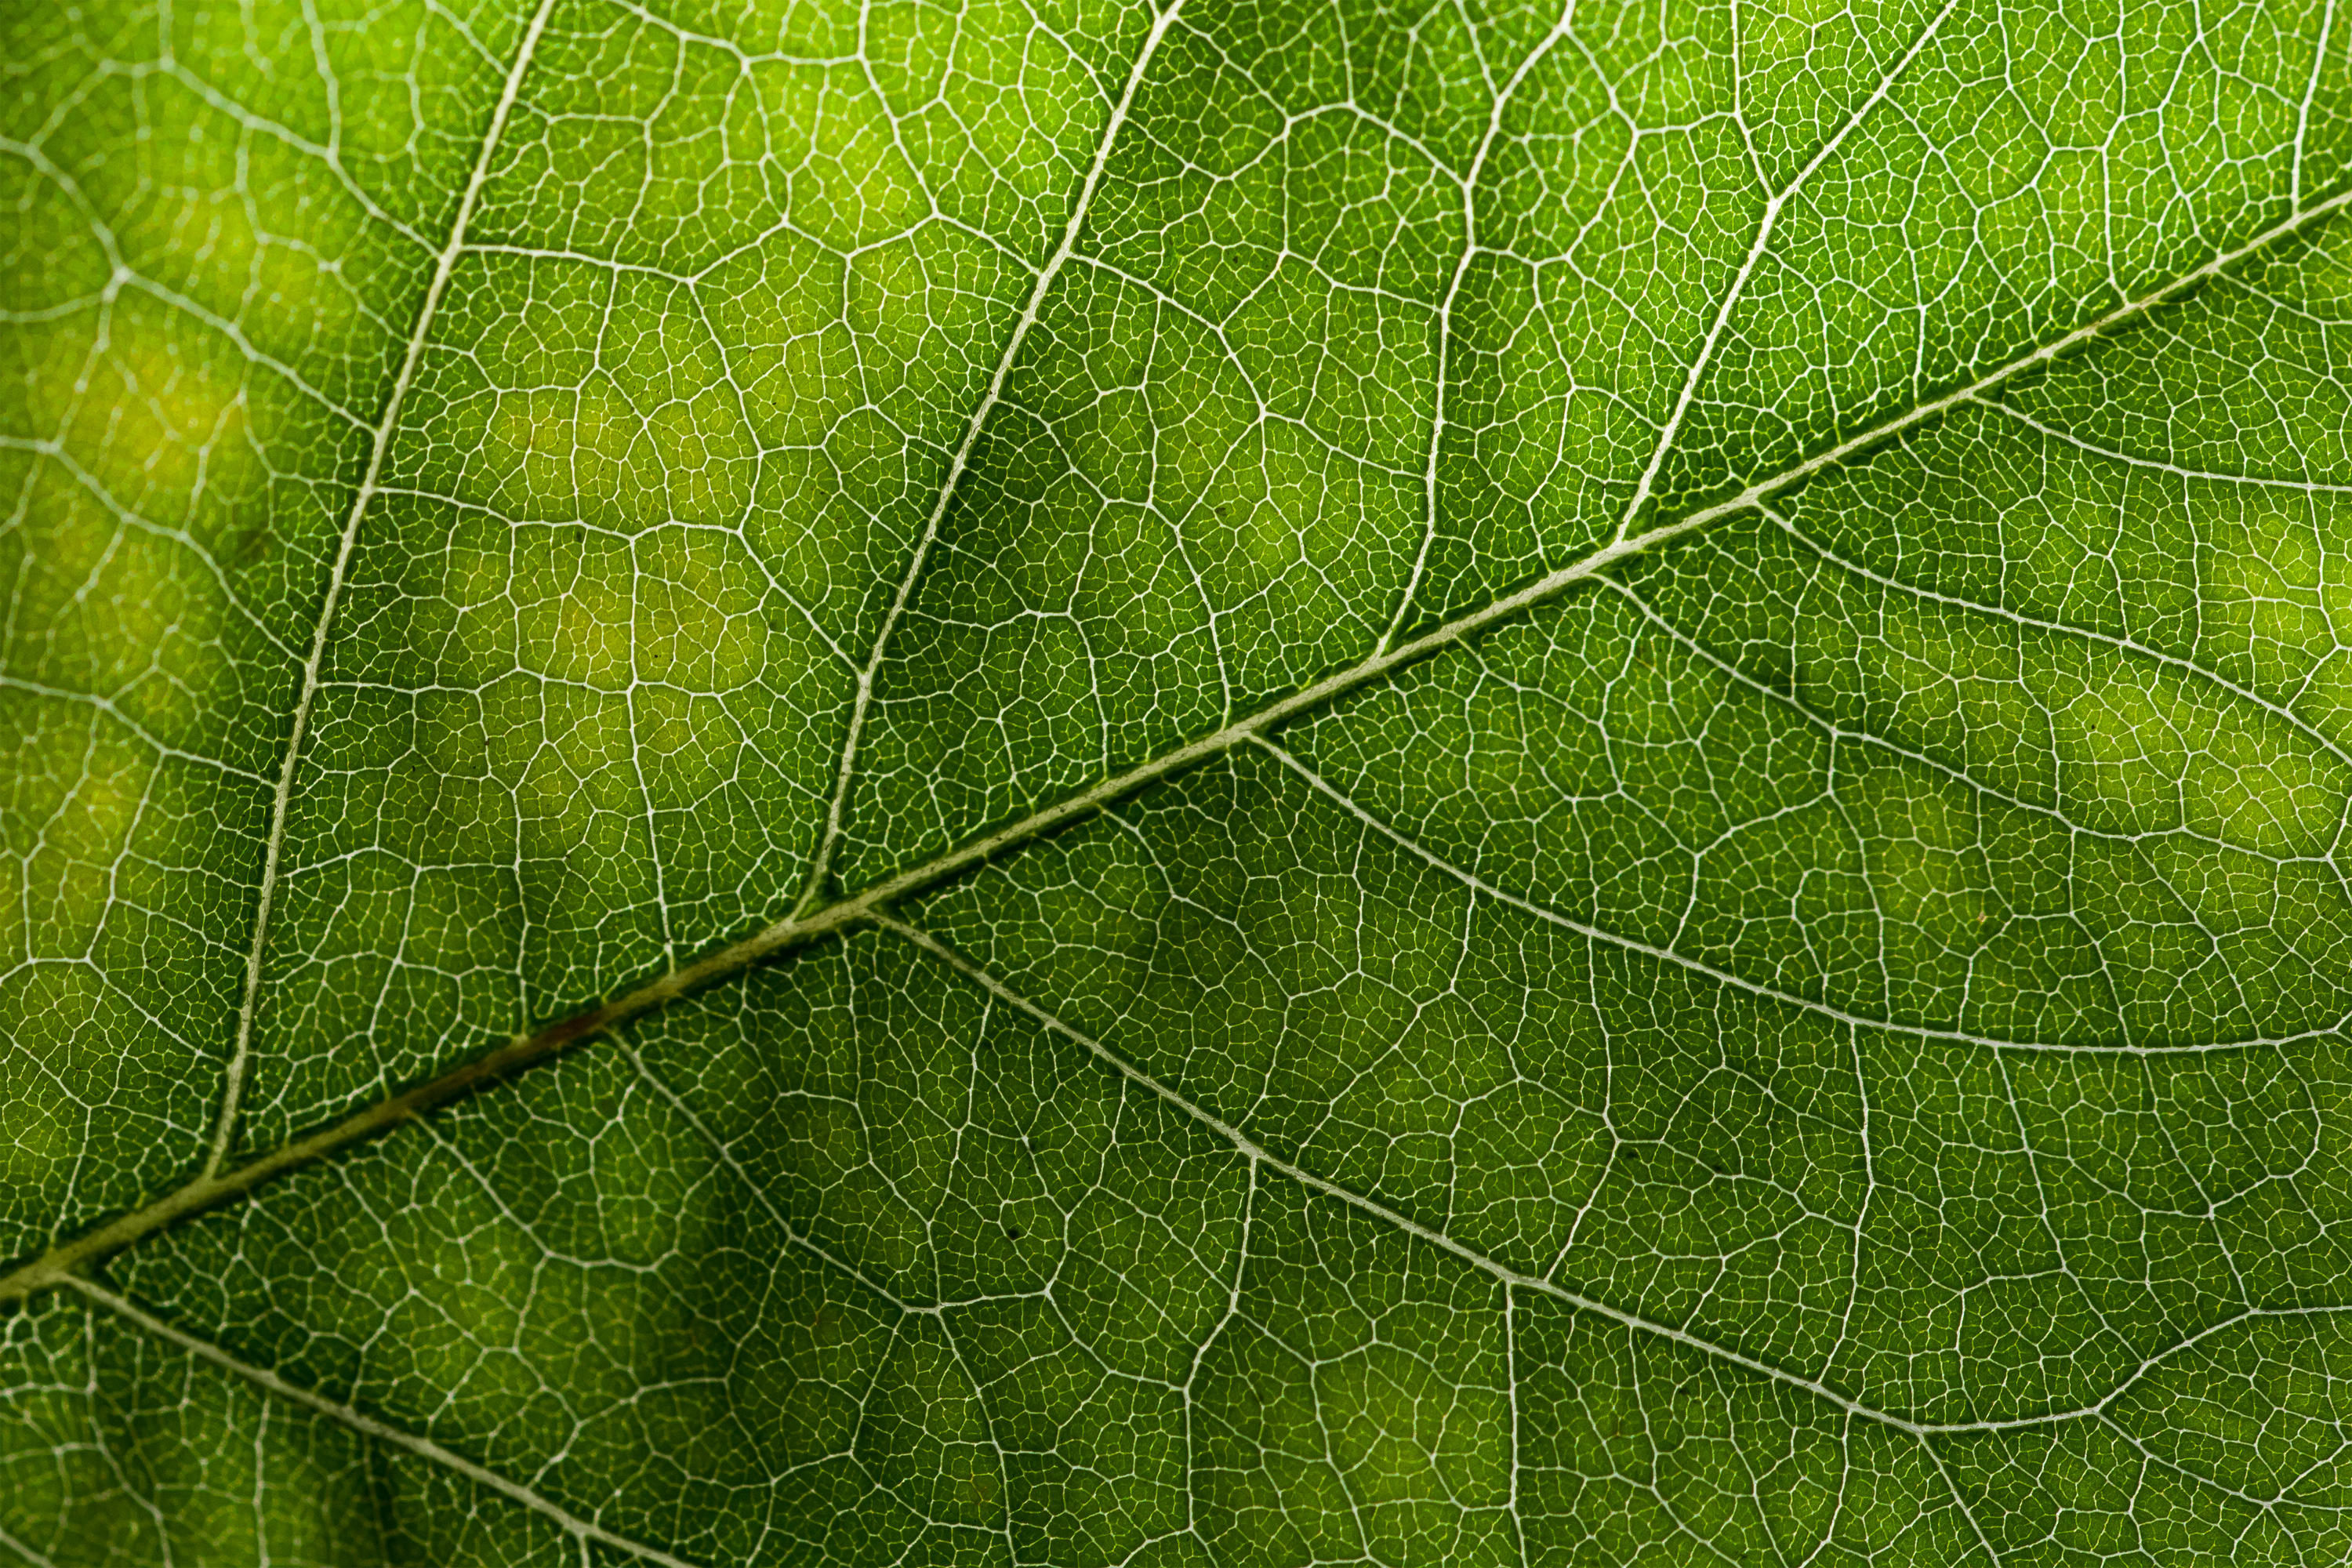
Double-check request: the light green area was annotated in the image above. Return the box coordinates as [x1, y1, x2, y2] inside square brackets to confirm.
[9, 0, 2352, 1561]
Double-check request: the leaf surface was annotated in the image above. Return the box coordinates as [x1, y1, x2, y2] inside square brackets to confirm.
[6, 0, 2352, 1561]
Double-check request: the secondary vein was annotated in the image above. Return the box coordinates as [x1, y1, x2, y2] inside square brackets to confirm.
[62, 1278, 705, 1568]
[201, 0, 561, 1179]
[874, 911, 2352, 1443]
[1253, 734, 2349, 1054]
[1612, 0, 1964, 543]
[794, 0, 1189, 916]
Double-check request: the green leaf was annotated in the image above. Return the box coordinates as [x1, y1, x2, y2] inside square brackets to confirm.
[6, 0, 2352, 1559]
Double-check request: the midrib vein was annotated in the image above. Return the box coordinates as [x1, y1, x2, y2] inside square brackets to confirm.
[201, 0, 560, 1178]
[5, 174, 2348, 1310]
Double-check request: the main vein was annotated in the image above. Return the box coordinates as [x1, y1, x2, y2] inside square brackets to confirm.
[201, 0, 560, 1178]
[5, 174, 2349, 1310]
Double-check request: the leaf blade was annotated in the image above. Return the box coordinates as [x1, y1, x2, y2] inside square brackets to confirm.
[10, 0, 2352, 1562]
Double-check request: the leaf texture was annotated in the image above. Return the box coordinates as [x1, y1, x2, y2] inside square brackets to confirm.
[6, 0, 2352, 1561]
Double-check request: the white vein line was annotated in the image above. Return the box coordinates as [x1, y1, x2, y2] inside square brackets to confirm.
[14, 138, 2350, 1316]
[63, 1278, 702, 1568]
[1252, 736, 2345, 1054]
[0, 676, 270, 782]
[117, 273, 371, 429]
[609, 1034, 916, 1313]
[0, 435, 302, 666]
[878, 911, 2327, 1442]
[379, 174, 2352, 1081]
[1381, 0, 1580, 653]
[1502, 1282, 1526, 1566]
[1602, 568, 2224, 851]
[2089, 1412, 2295, 1517]
[1922, 1436, 2004, 1566]
[1614, 0, 1965, 539]
[873, 913, 1917, 1436]
[795, 0, 1187, 915]
[0, 1523, 58, 1568]
[1976, 395, 2352, 494]
[1751, 501, 2352, 779]
[2297, 0, 2341, 209]
[0, 138, 363, 434]
[833, 173, 2352, 913]
[201, 0, 560, 1178]
[1603, 556, 2352, 910]
[722, 177, 2352, 978]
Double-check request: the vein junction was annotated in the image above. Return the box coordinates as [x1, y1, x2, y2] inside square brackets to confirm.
[10, 176, 2352, 1423]
[10, 0, 2352, 1551]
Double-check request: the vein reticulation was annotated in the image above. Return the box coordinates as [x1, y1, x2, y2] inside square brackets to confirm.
[7, 0, 2352, 1561]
